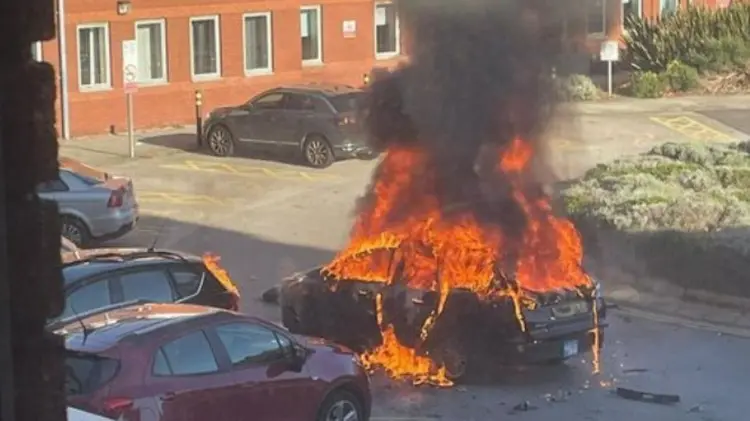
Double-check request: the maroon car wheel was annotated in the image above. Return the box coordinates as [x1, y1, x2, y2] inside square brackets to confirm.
[316, 390, 363, 421]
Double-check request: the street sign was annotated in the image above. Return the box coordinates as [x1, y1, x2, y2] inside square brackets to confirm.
[600, 40, 620, 62]
[122, 40, 138, 93]
[342, 20, 357, 38]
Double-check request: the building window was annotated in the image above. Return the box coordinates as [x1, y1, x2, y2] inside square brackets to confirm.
[190, 16, 221, 79]
[586, 0, 607, 36]
[623, 0, 642, 21]
[31, 42, 42, 61]
[375, 2, 399, 57]
[660, 0, 679, 17]
[300, 6, 322, 64]
[243, 12, 273, 75]
[135, 19, 167, 84]
[77, 24, 111, 90]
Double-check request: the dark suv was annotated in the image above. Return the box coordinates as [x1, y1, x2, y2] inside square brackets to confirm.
[52, 248, 241, 325]
[59, 302, 371, 421]
[202, 84, 373, 168]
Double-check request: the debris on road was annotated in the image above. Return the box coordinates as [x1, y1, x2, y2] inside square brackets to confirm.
[544, 390, 572, 403]
[622, 368, 649, 374]
[510, 401, 538, 412]
[260, 286, 280, 304]
[615, 387, 681, 405]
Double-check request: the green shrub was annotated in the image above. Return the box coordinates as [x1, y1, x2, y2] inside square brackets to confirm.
[624, 4, 750, 73]
[561, 141, 750, 297]
[662, 61, 700, 92]
[630, 71, 666, 98]
[555, 74, 600, 102]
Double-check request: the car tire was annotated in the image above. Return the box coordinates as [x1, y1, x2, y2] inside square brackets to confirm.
[303, 135, 334, 169]
[61, 215, 91, 248]
[431, 341, 469, 383]
[316, 389, 364, 421]
[207, 125, 235, 157]
[282, 306, 303, 333]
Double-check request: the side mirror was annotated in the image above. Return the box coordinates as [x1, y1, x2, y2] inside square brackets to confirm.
[287, 343, 308, 369]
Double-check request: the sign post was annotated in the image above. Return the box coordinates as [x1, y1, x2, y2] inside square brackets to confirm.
[599, 40, 620, 98]
[122, 40, 138, 158]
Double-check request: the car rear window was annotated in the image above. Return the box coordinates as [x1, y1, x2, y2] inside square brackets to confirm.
[328, 93, 365, 113]
[65, 352, 120, 396]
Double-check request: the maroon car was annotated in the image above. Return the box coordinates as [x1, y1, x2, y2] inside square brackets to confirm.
[59, 302, 371, 421]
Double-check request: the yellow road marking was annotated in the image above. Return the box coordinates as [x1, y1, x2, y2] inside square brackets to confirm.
[160, 160, 342, 182]
[651, 115, 736, 142]
[138, 191, 228, 206]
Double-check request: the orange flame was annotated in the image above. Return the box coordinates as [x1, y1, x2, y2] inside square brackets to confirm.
[324, 138, 597, 384]
[202, 253, 240, 297]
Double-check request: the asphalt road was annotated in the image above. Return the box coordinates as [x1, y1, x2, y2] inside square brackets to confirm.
[80, 110, 750, 421]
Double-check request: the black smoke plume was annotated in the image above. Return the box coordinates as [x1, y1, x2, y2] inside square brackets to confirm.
[358, 0, 575, 249]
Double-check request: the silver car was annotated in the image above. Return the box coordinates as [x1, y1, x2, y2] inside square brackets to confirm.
[39, 163, 139, 247]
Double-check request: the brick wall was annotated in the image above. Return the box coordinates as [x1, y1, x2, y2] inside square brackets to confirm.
[40, 0, 404, 137]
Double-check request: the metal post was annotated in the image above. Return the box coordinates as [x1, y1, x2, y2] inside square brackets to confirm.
[195, 90, 203, 148]
[607, 60, 613, 98]
[126, 92, 135, 158]
[57, 0, 71, 140]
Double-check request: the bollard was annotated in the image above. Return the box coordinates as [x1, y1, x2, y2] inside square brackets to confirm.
[195, 90, 203, 148]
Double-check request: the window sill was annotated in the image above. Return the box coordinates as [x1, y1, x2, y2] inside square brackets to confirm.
[191, 74, 222, 83]
[302, 60, 324, 67]
[137, 80, 169, 87]
[79, 85, 113, 93]
[376, 52, 400, 60]
[244, 69, 273, 77]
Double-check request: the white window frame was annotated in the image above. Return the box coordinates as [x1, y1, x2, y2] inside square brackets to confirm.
[76, 23, 112, 91]
[134, 19, 168, 85]
[621, 0, 643, 34]
[242, 12, 273, 76]
[374, 1, 400, 59]
[32, 42, 43, 62]
[586, 0, 607, 37]
[300, 5, 323, 66]
[189, 15, 222, 81]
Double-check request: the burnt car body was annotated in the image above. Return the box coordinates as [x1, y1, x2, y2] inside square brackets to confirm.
[280, 266, 606, 380]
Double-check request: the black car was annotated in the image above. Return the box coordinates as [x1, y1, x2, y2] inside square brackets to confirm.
[279, 256, 606, 381]
[202, 84, 374, 168]
[52, 248, 241, 325]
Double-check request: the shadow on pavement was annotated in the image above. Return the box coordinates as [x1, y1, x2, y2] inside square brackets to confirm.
[97, 213, 336, 319]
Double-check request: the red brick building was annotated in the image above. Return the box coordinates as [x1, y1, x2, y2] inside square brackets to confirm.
[32, 0, 733, 138]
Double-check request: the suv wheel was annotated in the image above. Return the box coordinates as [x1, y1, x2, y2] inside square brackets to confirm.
[61, 216, 91, 247]
[316, 390, 363, 421]
[303, 135, 334, 169]
[207, 125, 235, 157]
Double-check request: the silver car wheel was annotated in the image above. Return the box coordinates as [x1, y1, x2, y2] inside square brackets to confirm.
[62, 222, 83, 246]
[325, 400, 358, 421]
[209, 127, 231, 156]
[305, 138, 331, 167]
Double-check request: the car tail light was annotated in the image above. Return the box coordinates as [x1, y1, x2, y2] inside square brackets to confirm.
[107, 188, 125, 208]
[102, 397, 134, 418]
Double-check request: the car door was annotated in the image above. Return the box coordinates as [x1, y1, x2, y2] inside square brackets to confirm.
[276, 93, 319, 153]
[147, 329, 240, 421]
[207, 322, 317, 421]
[110, 267, 178, 305]
[61, 277, 116, 319]
[232, 92, 286, 149]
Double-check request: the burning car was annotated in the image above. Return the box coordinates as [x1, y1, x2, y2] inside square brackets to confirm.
[280, 246, 605, 383]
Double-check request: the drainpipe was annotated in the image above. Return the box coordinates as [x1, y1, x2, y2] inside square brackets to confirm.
[56, 0, 71, 140]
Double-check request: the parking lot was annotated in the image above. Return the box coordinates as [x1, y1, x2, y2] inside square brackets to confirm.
[63, 109, 750, 421]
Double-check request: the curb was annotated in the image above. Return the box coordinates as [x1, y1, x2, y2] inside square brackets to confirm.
[603, 284, 750, 337]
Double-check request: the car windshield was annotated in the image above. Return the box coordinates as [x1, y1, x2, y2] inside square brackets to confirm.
[65, 351, 120, 396]
[328, 93, 365, 113]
